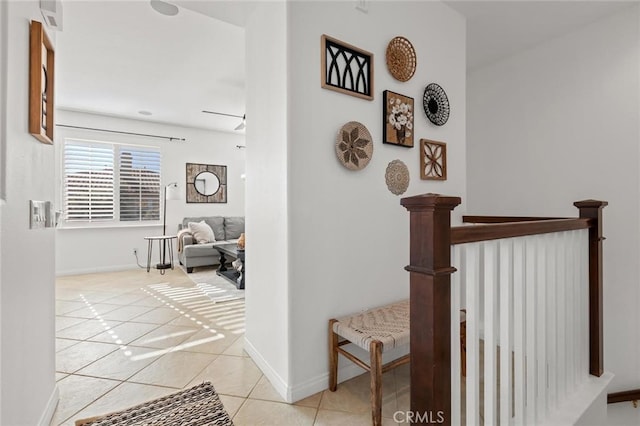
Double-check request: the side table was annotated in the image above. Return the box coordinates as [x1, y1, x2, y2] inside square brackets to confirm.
[144, 235, 177, 275]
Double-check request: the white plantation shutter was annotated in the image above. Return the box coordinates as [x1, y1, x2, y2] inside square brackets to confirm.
[119, 147, 161, 221]
[63, 139, 161, 224]
[64, 141, 115, 222]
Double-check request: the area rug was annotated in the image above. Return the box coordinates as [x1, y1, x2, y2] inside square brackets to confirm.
[187, 267, 245, 303]
[75, 382, 233, 425]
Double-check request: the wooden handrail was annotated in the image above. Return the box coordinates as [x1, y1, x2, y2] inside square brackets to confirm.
[452, 218, 593, 245]
[463, 215, 565, 224]
[607, 388, 640, 404]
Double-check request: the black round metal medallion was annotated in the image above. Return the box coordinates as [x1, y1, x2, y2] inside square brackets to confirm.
[423, 83, 450, 126]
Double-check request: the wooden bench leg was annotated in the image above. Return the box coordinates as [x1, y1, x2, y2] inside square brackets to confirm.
[329, 319, 338, 392]
[370, 340, 383, 426]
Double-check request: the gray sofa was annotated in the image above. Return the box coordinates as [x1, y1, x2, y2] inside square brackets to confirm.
[178, 216, 245, 273]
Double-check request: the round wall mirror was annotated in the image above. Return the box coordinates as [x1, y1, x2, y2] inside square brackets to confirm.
[194, 171, 220, 196]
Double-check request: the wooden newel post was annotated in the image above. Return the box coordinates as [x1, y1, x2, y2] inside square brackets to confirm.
[401, 193, 461, 425]
[574, 199, 607, 377]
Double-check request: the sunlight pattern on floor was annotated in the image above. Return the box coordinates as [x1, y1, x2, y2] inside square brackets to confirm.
[144, 283, 245, 334]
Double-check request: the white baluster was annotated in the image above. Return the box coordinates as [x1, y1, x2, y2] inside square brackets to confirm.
[557, 232, 568, 401]
[573, 230, 583, 387]
[536, 235, 547, 420]
[484, 240, 498, 425]
[525, 237, 537, 425]
[451, 245, 462, 426]
[513, 238, 526, 425]
[546, 233, 557, 412]
[565, 233, 580, 394]
[465, 243, 480, 425]
[499, 239, 513, 425]
[580, 230, 589, 383]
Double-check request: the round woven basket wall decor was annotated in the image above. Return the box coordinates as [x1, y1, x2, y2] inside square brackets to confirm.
[335, 121, 373, 171]
[386, 36, 416, 82]
[385, 159, 410, 195]
[423, 83, 450, 126]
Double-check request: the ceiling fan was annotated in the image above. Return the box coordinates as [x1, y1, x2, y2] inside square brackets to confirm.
[202, 110, 246, 131]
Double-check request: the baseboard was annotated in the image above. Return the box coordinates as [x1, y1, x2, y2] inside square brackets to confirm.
[243, 337, 291, 402]
[288, 362, 365, 403]
[243, 336, 372, 403]
[37, 384, 59, 426]
[56, 264, 145, 276]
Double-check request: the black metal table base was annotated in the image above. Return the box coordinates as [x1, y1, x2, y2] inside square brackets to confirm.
[217, 269, 244, 290]
[215, 249, 245, 289]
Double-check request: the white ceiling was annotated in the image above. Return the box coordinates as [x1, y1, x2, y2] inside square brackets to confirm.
[56, 0, 246, 132]
[174, 0, 259, 27]
[445, 0, 636, 71]
[56, 1, 636, 132]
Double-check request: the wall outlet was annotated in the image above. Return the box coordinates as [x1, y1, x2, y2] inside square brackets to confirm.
[133, 248, 137, 255]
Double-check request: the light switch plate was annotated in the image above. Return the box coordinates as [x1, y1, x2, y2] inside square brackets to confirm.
[30, 200, 47, 229]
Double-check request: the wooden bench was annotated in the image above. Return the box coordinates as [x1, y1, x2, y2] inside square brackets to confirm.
[329, 300, 466, 426]
[329, 300, 410, 426]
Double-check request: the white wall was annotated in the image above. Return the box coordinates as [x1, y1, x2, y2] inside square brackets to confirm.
[55, 110, 246, 275]
[0, 1, 58, 424]
[467, 7, 640, 392]
[0, 0, 6, 419]
[1, 0, 7, 198]
[244, 1, 291, 397]
[285, 1, 466, 400]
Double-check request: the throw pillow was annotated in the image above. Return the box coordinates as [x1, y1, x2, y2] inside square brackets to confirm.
[188, 220, 215, 244]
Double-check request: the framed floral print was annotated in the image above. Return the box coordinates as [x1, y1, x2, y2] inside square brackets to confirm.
[420, 139, 447, 180]
[383, 90, 414, 148]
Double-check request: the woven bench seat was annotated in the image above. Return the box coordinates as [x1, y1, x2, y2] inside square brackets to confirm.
[329, 300, 466, 426]
[332, 300, 410, 352]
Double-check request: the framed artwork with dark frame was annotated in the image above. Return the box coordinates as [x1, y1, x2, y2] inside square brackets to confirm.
[321, 34, 374, 101]
[29, 20, 55, 145]
[186, 163, 227, 203]
[383, 90, 414, 148]
[420, 139, 447, 180]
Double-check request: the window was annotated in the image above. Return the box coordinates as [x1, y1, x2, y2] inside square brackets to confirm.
[119, 147, 161, 221]
[63, 139, 161, 224]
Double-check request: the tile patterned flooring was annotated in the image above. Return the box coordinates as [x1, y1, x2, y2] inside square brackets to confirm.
[52, 268, 407, 425]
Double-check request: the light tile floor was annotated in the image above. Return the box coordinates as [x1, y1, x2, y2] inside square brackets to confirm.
[52, 268, 407, 425]
[52, 268, 640, 425]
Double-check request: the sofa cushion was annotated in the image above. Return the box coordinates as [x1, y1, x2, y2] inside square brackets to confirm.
[188, 220, 215, 243]
[182, 216, 224, 241]
[224, 217, 245, 240]
[183, 243, 219, 257]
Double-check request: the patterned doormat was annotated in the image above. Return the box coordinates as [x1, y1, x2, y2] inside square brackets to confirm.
[75, 382, 233, 426]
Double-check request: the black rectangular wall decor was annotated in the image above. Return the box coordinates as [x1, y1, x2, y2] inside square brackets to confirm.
[321, 34, 374, 101]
